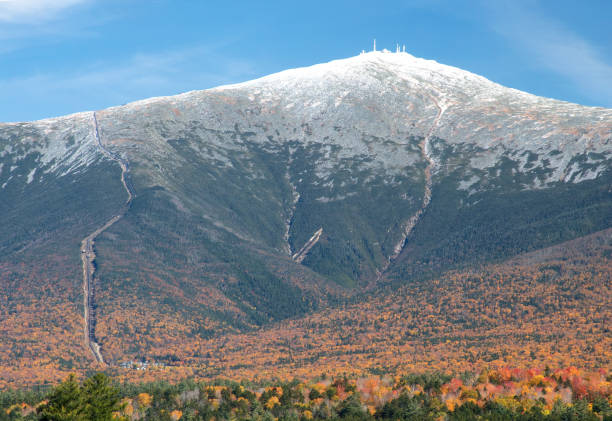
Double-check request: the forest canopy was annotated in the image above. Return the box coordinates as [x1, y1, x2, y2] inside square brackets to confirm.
[1, 366, 611, 420]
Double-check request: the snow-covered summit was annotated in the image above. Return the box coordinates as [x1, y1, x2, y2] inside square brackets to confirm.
[212, 51, 534, 105]
[108, 50, 611, 127]
[215, 50, 483, 87]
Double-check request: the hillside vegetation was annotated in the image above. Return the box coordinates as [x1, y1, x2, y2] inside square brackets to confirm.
[0, 52, 610, 387]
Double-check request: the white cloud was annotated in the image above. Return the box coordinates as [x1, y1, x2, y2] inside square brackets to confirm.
[0, 0, 88, 22]
[483, 1, 612, 107]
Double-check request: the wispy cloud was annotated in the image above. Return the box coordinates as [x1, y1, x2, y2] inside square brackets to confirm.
[0, 44, 257, 122]
[483, 1, 612, 107]
[0, 0, 88, 22]
[65, 45, 255, 98]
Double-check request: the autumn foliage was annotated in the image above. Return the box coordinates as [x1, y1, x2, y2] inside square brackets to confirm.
[2, 367, 612, 420]
[0, 236, 610, 390]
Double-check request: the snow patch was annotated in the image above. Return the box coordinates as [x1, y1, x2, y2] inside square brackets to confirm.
[458, 175, 479, 191]
[1, 176, 12, 189]
[316, 192, 357, 202]
[26, 167, 36, 184]
[571, 166, 604, 183]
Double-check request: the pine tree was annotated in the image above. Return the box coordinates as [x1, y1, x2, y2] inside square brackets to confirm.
[38, 373, 124, 421]
[81, 373, 124, 421]
[38, 374, 85, 421]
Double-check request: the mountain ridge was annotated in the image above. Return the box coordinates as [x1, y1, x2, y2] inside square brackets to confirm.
[0, 51, 610, 381]
[6, 51, 611, 127]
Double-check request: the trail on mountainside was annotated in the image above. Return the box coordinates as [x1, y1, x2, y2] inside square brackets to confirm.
[377, 93, 448, 280]
[80, 112, 134, 364]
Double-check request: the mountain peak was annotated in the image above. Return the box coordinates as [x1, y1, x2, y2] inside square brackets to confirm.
[1, 46, 611, 385]
[210, 50, 533, 109]
[108, 51, 612, 121]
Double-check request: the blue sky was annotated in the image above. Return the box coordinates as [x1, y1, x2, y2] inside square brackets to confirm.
[1, 0, 611, 122]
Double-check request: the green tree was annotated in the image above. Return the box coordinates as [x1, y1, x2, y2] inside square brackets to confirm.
[337, 394, 371, 420]
[38, 374, 85, 421]
[38, 373, 124, 421]
[81, 373, 124, 421]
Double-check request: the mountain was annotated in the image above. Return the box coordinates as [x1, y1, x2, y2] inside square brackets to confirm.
[0, 51, 610, 384]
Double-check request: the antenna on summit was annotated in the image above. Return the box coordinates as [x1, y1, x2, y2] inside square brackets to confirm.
[373, 39, 376, 52]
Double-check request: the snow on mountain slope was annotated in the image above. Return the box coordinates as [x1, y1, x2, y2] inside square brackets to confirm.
[215, 51, 514, 103]
[213, 51, 611, 187]
[0, 112, 104, 189]
[1, 51, 610, 280]
[104, 51, 611, 193]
